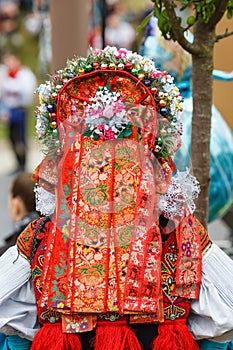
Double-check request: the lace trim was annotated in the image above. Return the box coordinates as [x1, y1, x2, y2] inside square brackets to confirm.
[159, 168, 200, 218]
[34, 168, 199, 219]
[34, 186, 55, 216]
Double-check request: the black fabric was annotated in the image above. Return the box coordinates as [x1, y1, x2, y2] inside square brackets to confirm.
[79, 323, 158, 350]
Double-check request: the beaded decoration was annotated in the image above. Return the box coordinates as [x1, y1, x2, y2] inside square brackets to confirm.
[35, 46, 183, 160]
[29, 45, 202, 322]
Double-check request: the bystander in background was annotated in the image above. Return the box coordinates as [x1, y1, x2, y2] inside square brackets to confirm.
[0, 51, 37, 174]
[0, 171, 39, 255]
[88, 0, 136, 50]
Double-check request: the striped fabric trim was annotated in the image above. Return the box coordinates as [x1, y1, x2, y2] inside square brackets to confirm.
[195, 218, 212, 254]
[17, 217, 43, 260]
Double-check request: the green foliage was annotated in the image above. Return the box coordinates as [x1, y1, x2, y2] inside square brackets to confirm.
[147, 1, 231, 40]
[136, 11, 153, 33]
[158, 10, 172, 37]
[227, 0, 233, 18]
[193, 0, 216, 23]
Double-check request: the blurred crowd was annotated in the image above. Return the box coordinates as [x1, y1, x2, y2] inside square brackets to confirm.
[88, 0, 154, 50]
[0, 0, 150, 78]
[0, 0, 50, 76]
[0, 0, 149, 172]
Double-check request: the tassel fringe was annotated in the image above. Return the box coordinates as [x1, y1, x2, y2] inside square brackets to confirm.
[152, 321, 200, 350]
[94, 319, 142, 350]
[30, 323, 82, 350]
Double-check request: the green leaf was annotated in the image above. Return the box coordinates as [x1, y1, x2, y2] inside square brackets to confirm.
[63, 184, 71, 196]
[90, 263, 106, 275]
[92, 132, 99, 140]
[158, 10, 171, 37]
[227, 9, 233, 19]
[54, 264, 60, 272]
[59, 213, 69, 219]
[105, 83, 110, 90]
[123, 127, 132, 137]
[83, 129, 92, 137]
[62, 233, 68, 243]
[137, 12, 153, 32]
[153, 3, 161, 18]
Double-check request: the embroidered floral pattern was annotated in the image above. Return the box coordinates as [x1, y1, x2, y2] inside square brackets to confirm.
[173, 215, 202, 299]
[37, 124, 167, 314]
[62, 314, 97, 333]
[161, 232, 191, 321]
[31, 46, 203, 328]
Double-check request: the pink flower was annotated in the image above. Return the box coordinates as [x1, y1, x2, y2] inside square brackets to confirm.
[52, 74, 60, 82]
[100, 134, 107, 140]
[105, 128, 115, 140]
[98, 124, 105, 131]
[113, 100, 125, 114]
[151, 72, 162, 78]
[102, 105, 114, 119]
[89, 108, 100, 117]
[115, 49, 128, 58]
[93, 49, 103, 55]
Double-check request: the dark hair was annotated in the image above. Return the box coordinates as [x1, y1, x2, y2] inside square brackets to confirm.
[11, 172, 36, 212]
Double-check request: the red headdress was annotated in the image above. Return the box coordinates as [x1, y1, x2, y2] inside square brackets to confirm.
[33, 47, 201, 321]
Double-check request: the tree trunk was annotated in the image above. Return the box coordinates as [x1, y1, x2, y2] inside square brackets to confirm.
[191, 23, 215, 228]
[50, 0, 89, 72]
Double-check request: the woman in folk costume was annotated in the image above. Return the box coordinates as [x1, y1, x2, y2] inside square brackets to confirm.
[140, 18, 233, 349]
[19, 46, 202, 349]
[140, 16, 233, 223]
[1, 46, 232, 350]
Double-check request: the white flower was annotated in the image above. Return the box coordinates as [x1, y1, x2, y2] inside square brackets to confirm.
[38, 104, 47, 114]
[163, 84, 173, 93]
[36, 118, 47, 137]
[38, 83, 52, 102]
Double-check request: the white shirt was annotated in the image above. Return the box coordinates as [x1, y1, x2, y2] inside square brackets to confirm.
[0, 66, 37, 109]
[0, 245, 39, 340]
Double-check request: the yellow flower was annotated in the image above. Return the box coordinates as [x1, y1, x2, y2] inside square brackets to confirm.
[57, 302, 65, 308]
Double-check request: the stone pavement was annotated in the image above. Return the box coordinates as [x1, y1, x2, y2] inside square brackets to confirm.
[0, 137, 232, 252]
[0, 137, 42, 175]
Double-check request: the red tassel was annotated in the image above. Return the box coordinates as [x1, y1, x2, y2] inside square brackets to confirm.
[152, 320, 200, 350]
[94, 319, 142, 350]
[30, 323, 82, 350]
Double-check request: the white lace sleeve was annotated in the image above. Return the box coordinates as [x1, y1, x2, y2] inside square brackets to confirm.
[34, 185, 55, 216]
[159, 167, 200, 218]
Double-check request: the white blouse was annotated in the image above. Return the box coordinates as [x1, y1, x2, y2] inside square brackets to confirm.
[189, 243, 233, 342]
[0, 243, 233, 342]
[0, 245, 39, 340]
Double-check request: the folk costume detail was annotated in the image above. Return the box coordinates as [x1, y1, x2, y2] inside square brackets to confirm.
[17, 46, 204, 349]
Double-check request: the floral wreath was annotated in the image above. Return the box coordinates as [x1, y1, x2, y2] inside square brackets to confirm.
[35, 46, 183, 161]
